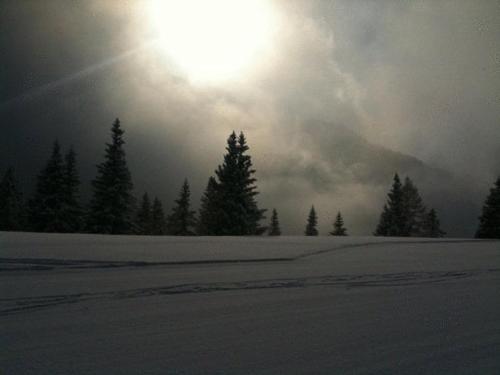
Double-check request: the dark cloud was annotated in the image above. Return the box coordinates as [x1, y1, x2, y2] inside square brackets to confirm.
[1, 0, 498, 235]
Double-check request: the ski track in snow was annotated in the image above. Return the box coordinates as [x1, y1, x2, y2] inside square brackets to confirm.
[2, 268, 499, 316]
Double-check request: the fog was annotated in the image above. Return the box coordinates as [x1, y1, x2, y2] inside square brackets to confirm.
[1, 0, 498, 235]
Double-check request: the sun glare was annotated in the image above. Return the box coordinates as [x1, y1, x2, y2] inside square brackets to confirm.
[148, 0, 276, 83]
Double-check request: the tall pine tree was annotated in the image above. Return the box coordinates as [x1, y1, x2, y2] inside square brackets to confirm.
[330, 211, 347, 236]
[151, 197, 167, 235]
[0, 168, 24, 231]
[87, 118, 135, 234]
[268, 208, 281, 236]
[197, 176, 220, 235]
[475, 177, 500, 238]
[167, 179, 196, 235]
[212, 131, 266, 235]
[374, 173, 405, 236]
[136, 192, 152, 235]
[401, 177, 427, 236]
[29, 141, 66, 232]
[305, 205, 318, 236]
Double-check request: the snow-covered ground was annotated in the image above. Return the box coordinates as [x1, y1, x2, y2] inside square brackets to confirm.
[1, 232, 499, 374]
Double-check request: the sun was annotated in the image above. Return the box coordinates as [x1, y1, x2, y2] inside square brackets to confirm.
[148, 0, 276, 83]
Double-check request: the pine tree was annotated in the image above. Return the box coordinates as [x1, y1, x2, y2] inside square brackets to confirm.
[268, 208, 281, 236]
[330, 211, 347, 236]
[136, 192, 152, 235]
[213, 131, 266, 235]
[197, 176, 220, 235]
[167, 179, 196, 235]
[305, 205, 318, 236]
[475, 177, 500, 238]
[86, 118, 135, 234]
[0, 167, 24, 231]
[29, 141, 66, 232]
[151, 197, 167, 235]
[401, 177, 427, 236]
[60, 147, 82, 232]
[374, 173, 405, 236]
[423, 208, 445, 237]
[374, 204, 391, 236]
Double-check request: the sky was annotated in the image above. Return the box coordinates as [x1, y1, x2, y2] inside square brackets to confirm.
[1, 0, 499, 236]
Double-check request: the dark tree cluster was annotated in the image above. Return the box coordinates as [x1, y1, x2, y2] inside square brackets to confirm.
[1, 120, 267, 236]
[475, 177, 500, 239]
[2, 118, 498, 238]
[374, 173, 445, 237]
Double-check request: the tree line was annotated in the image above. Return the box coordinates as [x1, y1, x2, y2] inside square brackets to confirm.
[1, 118, 499, 238]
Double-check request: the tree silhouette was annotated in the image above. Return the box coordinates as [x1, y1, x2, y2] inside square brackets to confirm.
[136, 192, 152, 235]
[29, 141, 66, 232]
[211, 131, 266, 235]
[305, 205, 318, 236]
[375, 173, 408, 236]
[330, 211, 347, 236]
[167, 179, 196, 235]
[268, 208, 281, 236]
[423, 208, 445, 237]
[87, 119, 135, 234]
[197, 176, 220, 235]
[151, 197, 167, 235]
[0, 167, 24, 231]
[401, 177, 427, 236]
[475, 177, 500, 238]
[61, 147, 82, 232]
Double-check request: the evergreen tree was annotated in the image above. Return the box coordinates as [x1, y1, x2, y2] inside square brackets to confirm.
[197, 176, 221, 235]
[330, 211, 347, 236]
[401, 177, 427, 236]
[167, 179, 196, 235]
[374, 173, 405, 236]
[136, 192, 152, 235]
[151, 197, 167, 235]
[305, 205, 318, 236]
[475, 177, 500, 238]
[86, 118, 135, 234]
[374, 204, 391, 236]
[268, 208, 281, 236]
[423, 208, 445, 237]
[213, 131, 266, 235]
[60, 147, 82, 232]
[29, 141, 66, 232]
[0, 167, 24, 231]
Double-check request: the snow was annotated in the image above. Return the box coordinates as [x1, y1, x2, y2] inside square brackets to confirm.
[1, 232, 499, 374]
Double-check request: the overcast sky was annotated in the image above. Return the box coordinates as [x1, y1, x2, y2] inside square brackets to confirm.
[1, 0, 498, 235]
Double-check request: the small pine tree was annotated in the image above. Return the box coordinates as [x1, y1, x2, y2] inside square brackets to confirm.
[197, 176, 220, 235]
[305, 205, 318, 236]
[423, 208, 445, 237]
[151, 197, 167, 235]
[330, 211, 347, 236]
[475, 177, 500, 239]
[167, 179, 196, 235]
[268, 208, 281, 236]
[0, 168, 24, 231]
[29, 141, 66, 232]
[61, 147, 82, 232]
[136, 192, 152, 235]
[86, 118, 135, 234]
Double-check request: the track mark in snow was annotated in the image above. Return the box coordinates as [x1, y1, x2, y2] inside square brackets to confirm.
[1, 268, 498, 316]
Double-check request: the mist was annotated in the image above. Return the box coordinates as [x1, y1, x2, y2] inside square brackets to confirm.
[1, 0, 498, 235]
